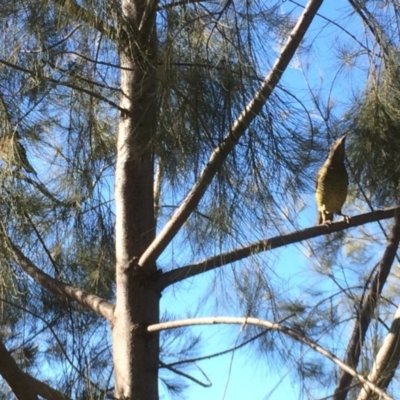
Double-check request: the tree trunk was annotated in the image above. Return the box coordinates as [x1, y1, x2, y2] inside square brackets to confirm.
[113, 1, 159, 397]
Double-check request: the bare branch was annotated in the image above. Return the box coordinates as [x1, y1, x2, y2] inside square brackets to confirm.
[357, 303, 400, 400]
[333, 215, 400, 400]
[0, 338, 69, 400]
[6, 240, 114, 322]
[156, 206, 400, 290]
[163, 315, 294, 368]
[159, 360, 211, 387]
[148, 317, 393, 400]
[138, 0, 324, 269]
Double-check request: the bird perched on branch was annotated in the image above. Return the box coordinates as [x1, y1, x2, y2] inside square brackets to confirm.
[315, 135, 349, 225]
[0, 131, 36, 174]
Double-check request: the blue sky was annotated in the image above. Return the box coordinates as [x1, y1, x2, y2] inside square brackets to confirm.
[0, 0, 388, 398]
[159, 1, 371, 399]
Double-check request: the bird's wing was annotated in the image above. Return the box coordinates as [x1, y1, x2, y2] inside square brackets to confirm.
[315, 166, 324, 190]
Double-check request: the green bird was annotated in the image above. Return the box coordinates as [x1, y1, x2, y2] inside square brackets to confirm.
[0, 131, 36, 174]
[315, 135, 349, 225]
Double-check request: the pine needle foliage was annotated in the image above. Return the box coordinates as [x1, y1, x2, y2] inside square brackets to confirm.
[347, 61, 400, 206]
[5, 0, 400, 399]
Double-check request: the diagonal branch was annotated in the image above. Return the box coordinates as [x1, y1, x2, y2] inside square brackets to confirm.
[333, 215, 400, 400]
[288, 0, 370, 53]
[0, 338, 69, 400]
[148, 317, 393, 400]
[156, 206, 400, 290]
[0, 59, 126, 115]
[348, 0, 391, 61]
[159, 360, 211, 387]
[0, 297, 108, 395]
[138, 0, 324, 269]
[6, 239, 114, 322]
[357, 302, 400, 400]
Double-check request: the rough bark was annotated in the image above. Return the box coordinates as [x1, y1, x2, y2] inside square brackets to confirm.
[112, 0, 160, 398]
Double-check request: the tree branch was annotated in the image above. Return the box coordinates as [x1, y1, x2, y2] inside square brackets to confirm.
[333, 215, 400, 400]
[348, 0, 391, 61]
[0, 58, 127, 115]
[0, 338, 69, 400]
[158, 0, 210, 10]
[51, 0, 118, 41]
[0, 297, 108, 395]
[6, 240, 114, 322]
[159, 360, 211, 387]
[288, 0, 370, 54]
[357, 303, 400, 400]
[156, 206, 400, 290]
[148, 317, 393, 400]
[162, 314, 295, 367]
[138, 0, 324, 268]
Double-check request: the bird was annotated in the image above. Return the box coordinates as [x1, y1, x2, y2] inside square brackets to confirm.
[0, 131, 36, 174]
[315, 135, 349, 225]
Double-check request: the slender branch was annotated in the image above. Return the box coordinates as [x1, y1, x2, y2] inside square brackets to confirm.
[156, 206, 400, 290]
[51, 0, 118, 41]
[0, 339, 69, 400]
[0, 297, 106, 394]
[148, 317, 393, 400]
[348, 0, 390, 61]
[159, 360, 211, 387]
[0, 58, 127, 115]
[162, 330, 268, 368]
[138, 0, 324, 269]
[163, 313, 295, 368]
[158, 0, 211, 11]
[6, 239, 114, 322]
[48, 81, 123, 113]
[357, 302, 400, 400]
[20, 25, 82, 54]
[333, 215, 400, 400]
[288, 0, 370, 54]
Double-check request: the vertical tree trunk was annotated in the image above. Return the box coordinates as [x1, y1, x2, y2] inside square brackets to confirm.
[113, 1, 159, 397]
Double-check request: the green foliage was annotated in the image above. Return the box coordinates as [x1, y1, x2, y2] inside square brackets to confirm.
[3, 0, 400, 399]
[347, 61, 400, 206]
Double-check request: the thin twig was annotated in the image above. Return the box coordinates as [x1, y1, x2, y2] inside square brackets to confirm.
[159, 360, 211, 387]
[148, 317, 393, 400]
[51, 0, 118, 41]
